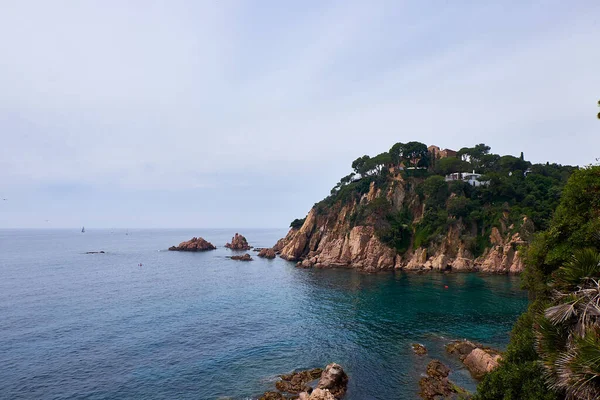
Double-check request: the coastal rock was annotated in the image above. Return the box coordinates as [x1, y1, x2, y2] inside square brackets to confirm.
[275, 368, 323, 394]
[257, 248, 276, 259]
[418, 360, 457, 400]
[446, 340, 478, 356]
[446, 340, 501, 379]
[225, 233, 252, 250]
[230, 253, 253, 261]
[273, 228, 298, 253]
[412, 343, 428, 355]
[463, 348, 501, 380]
[316, 363, 348, 399]
[168, 237, 216, 252]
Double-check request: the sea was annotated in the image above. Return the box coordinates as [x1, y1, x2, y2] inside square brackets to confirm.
[0, 229, 529, 399]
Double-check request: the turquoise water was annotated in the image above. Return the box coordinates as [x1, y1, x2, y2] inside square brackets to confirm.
[0, 229, 528, 399]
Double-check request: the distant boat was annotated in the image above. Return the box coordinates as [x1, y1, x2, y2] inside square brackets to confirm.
[81, 226, 85, 233]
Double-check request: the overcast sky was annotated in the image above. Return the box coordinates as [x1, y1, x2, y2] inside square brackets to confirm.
[1, 1, 599, 228]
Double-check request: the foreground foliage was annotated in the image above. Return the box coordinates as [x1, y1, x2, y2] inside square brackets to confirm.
[476, 166, 600, 400]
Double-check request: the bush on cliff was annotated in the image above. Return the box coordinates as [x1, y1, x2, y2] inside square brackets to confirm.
[290, 218, 306, 229]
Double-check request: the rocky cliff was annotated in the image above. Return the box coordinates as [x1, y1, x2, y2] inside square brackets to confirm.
[277, 176, 534, 273]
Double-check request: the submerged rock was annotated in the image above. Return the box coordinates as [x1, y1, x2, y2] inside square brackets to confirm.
[225, 233, 252, 250]
[230, 253, 253, 261]
[257, 248, 277, 259]
[168, 237, 216, 252]
[412, 343, 427, 355]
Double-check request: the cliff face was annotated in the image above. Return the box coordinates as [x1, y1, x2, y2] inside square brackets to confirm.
[277, 178, 532, 273]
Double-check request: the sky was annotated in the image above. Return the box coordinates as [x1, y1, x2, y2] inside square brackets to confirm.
[1, 0, 599, 229]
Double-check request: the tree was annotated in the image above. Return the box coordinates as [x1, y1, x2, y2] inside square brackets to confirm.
[457, 144, 491, 170]
[434, 157, 472, 175]
[389, 142, 405, 165]
[403, 141, 429, 168]
[351, 155, 371, 176]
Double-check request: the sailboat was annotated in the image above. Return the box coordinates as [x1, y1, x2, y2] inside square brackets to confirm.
[81, 226, 85, 233]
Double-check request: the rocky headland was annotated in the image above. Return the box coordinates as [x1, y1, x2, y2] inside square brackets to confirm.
[276, 180, 533, 273]
[225, 233, 252, 250]
[168, 237, 216, 252]
[272, 141, 572, 273]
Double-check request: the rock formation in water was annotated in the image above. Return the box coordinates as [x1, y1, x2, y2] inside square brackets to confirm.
[168, 237, 216, 252]
[418, 360, 470, 400]
[412, 343, 427, 355]
[230, 253, 253, 261]
[260, 364, 348, 400]
[225, 233, 252, 250]
[446, 339, 501, 379]
[257, 248, 277, 259]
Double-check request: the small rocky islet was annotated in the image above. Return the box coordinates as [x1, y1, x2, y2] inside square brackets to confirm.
[230, 253, 253, 261]
[225, 233, 252, 250]
[168, 237, 216, 252]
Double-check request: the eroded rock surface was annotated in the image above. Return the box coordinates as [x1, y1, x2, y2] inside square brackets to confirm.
[225, 233, 252, 250]
[168, 237, 216, 252]
[316, 363, 348, 399]
[275, 178, 533, 273]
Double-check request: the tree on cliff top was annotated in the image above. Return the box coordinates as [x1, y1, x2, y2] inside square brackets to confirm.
[403, 141, 429, 168]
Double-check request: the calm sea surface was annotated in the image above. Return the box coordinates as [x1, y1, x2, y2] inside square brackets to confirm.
[0, 229, 528, 399]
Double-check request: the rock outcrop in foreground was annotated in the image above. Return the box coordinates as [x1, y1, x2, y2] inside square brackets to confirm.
[446, 340, 501, 380]
[168, 237, 216, 252]
[419, 360, 470, 400]
[225, 233, 252, 250]
[277, 177, 533, 273]
[230, 253, 253, 261]
[260, 363, 348, 400]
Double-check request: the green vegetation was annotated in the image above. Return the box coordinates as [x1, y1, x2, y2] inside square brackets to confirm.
[289, 218, 306, 229]
[474, 165, 600, 400]
[313, 141, 575, 258]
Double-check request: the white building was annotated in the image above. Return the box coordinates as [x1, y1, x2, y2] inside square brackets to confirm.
[445, 170, 489, 187]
